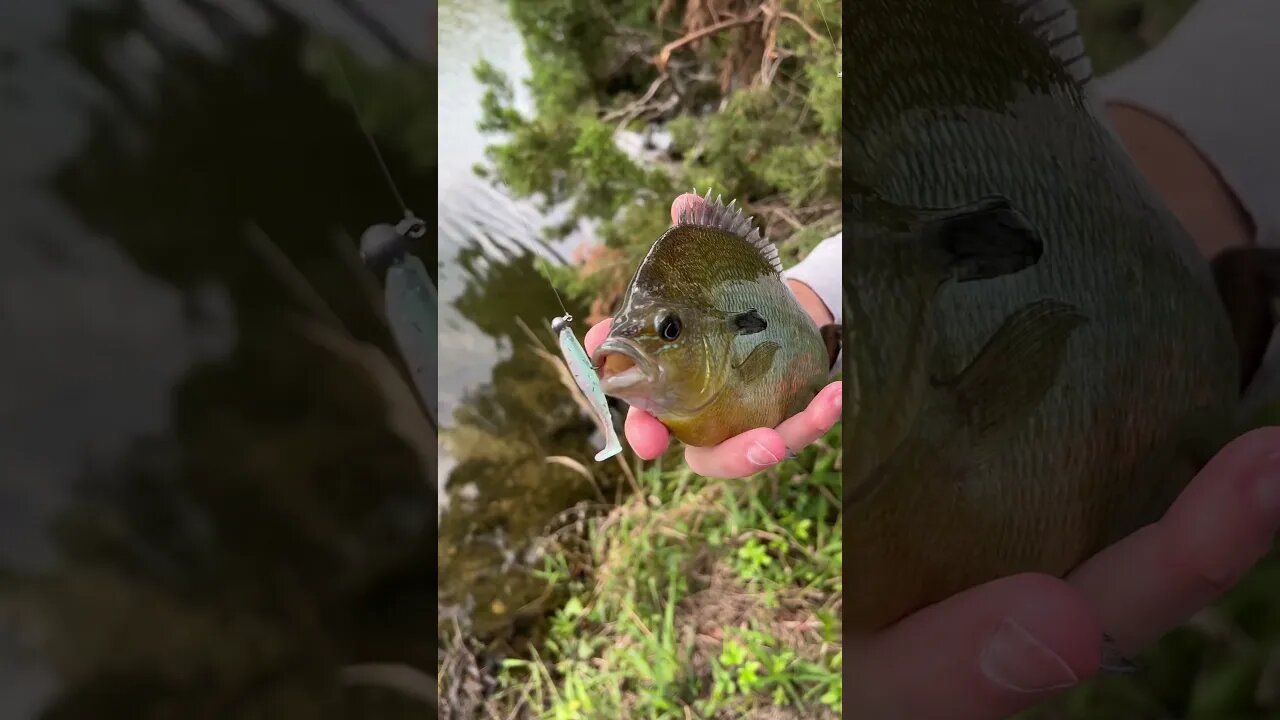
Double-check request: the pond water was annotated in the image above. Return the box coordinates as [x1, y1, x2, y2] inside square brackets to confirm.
[436, 0, 629, 643]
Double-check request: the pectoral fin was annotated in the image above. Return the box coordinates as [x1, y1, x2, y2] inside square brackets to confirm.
[1211, 246, 1280, 390]
[729, 308, 768, 335]
[734, 340, 780, 384]
[921, 197, 1045, 283]
[846, 299, 1086, 508]
[940, 299, 1087, 439]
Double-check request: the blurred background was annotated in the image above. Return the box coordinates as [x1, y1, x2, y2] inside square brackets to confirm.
[0, 0, 435, 717]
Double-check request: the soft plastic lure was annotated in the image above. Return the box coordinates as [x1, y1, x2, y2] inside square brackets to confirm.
[360, 212, 438, 429]
[552, 313, 623, 462]
[332, 45, 438, 431]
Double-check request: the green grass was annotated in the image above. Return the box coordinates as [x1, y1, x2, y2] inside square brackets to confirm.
[486, 423, 843, 719]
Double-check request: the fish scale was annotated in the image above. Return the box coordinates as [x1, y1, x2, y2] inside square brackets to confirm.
[844, 0, 1240, 633]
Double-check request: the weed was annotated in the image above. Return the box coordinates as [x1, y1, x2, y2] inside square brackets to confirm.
[489, 423, 843, 719]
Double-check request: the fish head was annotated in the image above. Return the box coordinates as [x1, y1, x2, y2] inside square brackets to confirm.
[591, 295, 736, 417]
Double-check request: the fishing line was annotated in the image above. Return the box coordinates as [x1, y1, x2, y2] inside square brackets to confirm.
[813, 1, 841, 78]
[329, 45, 412, 220]
[548, 278, 572, 323]
[324, 41, 437, 433]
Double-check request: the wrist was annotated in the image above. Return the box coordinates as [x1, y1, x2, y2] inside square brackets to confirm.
[1106, 103, 1254, 259]
[787, 278, 834, 327]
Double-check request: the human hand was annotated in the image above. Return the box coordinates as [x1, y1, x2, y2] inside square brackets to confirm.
[582, 192, 843, 479]
[845, 426, 1280, 720]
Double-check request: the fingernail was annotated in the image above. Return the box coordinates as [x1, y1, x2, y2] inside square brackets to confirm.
[830, 388, 842, 415]
[747, 442, 780, 467]
[979, 618, 1078, 693]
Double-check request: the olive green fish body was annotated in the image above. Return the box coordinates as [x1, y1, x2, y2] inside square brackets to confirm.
[845, 0, 1240, 632]
[661, 260, 828, 446]
[594, 193, 830, 447]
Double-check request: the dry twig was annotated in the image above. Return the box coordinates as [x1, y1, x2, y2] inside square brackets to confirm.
[656, 5, 764, 72]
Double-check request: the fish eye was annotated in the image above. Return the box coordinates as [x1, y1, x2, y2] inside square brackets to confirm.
[657, 313, 682, 341]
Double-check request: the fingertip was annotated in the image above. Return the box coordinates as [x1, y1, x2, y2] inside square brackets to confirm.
[1160, 425, 1280, 576]
[773, 382, 843, 456]
[1068, 425, 1280, 657]
[670, 192, 707, 224]
[1217, 426, 1280, 476]
[1164, 425, 1280, 533]
[624, 406, 670, 459]
[878, 572, 1102, 682]
[813, 381, 843, 424]
[850, 573, 1099, 720]
[686, 428, 786, 479]
[583, 318, 612, 356]
[977, 574, 1103, 688]
[750, 429, 788, 466]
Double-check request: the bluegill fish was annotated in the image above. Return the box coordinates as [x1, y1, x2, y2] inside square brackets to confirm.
[592, 191, 840, 447]
[843, 0, 1244, 634]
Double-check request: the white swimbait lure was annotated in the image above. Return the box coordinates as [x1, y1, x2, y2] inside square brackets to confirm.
[552, 313, 623, 462]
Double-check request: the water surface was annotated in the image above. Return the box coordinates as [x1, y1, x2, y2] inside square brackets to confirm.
[436, 0, 629, 642]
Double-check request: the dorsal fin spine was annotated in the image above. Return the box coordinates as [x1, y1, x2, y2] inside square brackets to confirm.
[677, 188, 784, 274]
[1008, 0, 1094, 90]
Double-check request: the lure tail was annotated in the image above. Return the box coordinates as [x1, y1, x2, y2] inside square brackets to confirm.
[594, 433, 623, 462]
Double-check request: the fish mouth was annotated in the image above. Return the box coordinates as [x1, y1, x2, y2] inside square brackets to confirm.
[591, 338, 659, 395]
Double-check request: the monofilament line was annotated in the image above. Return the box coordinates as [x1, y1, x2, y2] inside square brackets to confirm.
[330, 46, 411, 218]
[549, 280, 571, 322]
[814, 1, 841, 78]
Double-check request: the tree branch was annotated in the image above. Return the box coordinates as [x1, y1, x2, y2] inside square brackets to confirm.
[655, 6, 764, 72]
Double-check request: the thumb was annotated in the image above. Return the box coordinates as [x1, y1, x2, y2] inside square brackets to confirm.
[671, 192, 707, 224]
[846, 573, 1101, 720]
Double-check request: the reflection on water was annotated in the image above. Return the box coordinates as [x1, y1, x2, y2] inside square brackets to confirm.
[1, 1, 433, 717]
[436, 0, 542, 435]
[436, 0, 626, 642]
